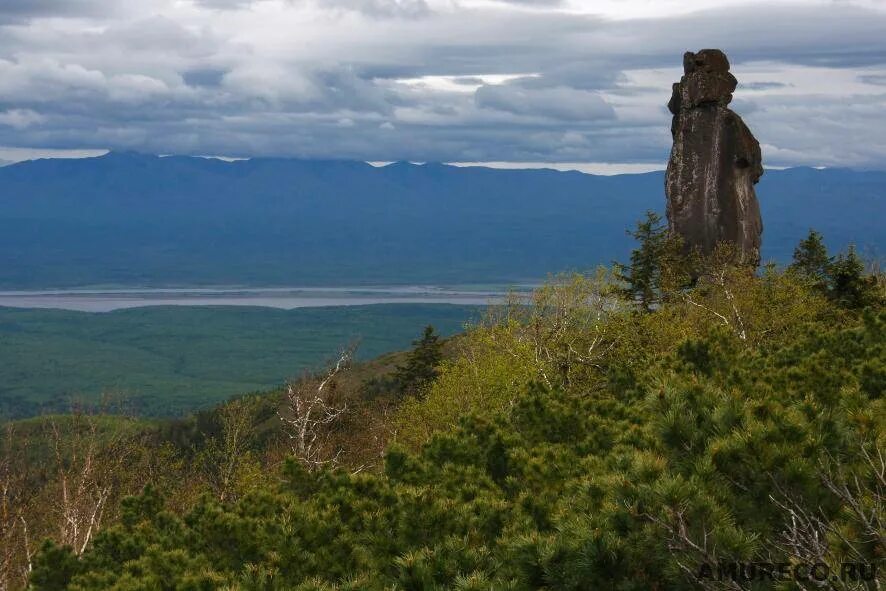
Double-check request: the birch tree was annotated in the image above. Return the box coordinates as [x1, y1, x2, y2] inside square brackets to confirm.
[279, 347, 354, 472]
[41, 408, 137, 557]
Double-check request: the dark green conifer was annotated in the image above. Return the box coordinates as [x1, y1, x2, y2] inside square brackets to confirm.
[829, 245, 879, 309]
[394, 325, 443, 397]
[617, 211, 688, 311]
[790, 231, 880, 309]
[27, 542, 79, 591]
[790, 229, 831, 291]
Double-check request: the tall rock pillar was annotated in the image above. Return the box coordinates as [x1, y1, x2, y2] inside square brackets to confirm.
[665, 49, 763, 265]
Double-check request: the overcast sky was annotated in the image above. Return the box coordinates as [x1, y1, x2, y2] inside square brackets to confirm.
[0, 0, 884, 170]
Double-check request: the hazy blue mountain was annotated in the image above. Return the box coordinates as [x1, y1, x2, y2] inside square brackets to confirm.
[0, 152, 882, 287]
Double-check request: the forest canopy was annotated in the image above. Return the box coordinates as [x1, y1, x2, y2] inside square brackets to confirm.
[3, 228, 884, 591]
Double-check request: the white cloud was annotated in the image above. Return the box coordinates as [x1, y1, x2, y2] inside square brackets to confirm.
[0, 0, 883, 167]
[0, 109, 46, 129]
[0, 146, 106, 161]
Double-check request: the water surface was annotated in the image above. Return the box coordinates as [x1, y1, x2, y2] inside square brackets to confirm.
[0, 285, 527, 312]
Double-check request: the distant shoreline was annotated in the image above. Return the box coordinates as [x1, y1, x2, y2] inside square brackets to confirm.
[0, 285, 531, 313]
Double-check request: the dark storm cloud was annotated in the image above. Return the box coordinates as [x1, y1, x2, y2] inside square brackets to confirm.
[632, 4, 886, 69]
[183, 69, 227, 88]
[475, 81, 616, 121]
[193, 0, 254, 8]
[493, 0, 565, 5]
[290, 0, 431, 18]
[338, 0, 430, 18]
[0, 0, 119, 21]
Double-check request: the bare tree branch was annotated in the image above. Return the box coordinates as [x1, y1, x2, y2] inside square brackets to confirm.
[767, 443, 884, 591]
[279, 347, 355, 472]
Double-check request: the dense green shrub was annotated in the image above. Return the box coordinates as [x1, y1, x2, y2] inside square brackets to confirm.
[32, 281, 883, 589]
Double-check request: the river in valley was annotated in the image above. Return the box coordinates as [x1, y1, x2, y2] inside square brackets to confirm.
[0, 285, 531, 312]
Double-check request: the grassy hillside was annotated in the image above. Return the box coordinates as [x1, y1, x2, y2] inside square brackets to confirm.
[0, 303, 483, 418]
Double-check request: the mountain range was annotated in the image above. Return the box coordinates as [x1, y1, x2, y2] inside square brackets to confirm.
[0, 152, 883, 288]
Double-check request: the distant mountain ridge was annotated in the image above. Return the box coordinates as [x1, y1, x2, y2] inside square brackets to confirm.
[0, 152, 883, 288]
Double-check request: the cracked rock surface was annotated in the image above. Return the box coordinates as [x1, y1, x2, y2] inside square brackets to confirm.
[665, 49, 763, 266]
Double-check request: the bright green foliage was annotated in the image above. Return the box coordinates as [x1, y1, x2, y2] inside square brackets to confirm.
[21, 234, 884, 590]
[29, 257, 884, 589]
[395, 271, 626, 446]
[394, 325, 445, 398]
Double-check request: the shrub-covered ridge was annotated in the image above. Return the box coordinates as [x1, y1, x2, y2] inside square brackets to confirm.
[28, 232, 885, 590]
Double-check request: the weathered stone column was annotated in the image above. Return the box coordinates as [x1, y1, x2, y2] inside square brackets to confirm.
[665, 49, 763, 266]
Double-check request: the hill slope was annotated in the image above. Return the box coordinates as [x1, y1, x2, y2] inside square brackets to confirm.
[0, 303, 481, 418]
[0, 153, 882, 287]
[15, 254, 885, 591]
